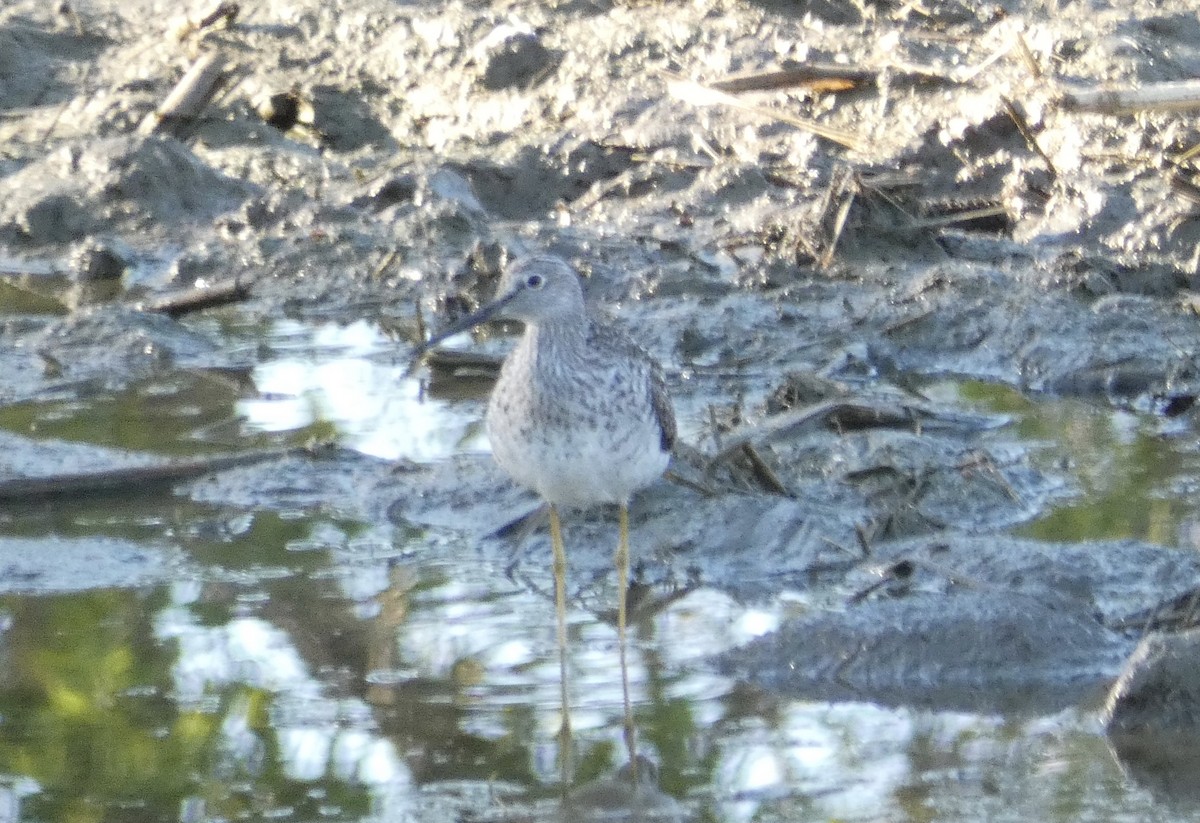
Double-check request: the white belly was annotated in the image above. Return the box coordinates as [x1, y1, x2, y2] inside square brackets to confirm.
[487, 411, 668, 508]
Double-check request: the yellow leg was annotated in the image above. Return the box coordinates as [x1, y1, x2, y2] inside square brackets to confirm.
[549, 504, 572, 789]
[617, 503, 638, 787]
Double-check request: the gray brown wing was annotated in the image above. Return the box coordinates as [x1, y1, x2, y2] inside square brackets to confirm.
[589, 321, 676, 454]
[649, 360, 676, 454]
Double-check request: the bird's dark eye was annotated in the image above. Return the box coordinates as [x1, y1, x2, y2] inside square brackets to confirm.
[525, 274, 544, 289]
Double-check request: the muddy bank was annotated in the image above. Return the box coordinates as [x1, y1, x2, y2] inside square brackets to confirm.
[4, 0, 1200, 818]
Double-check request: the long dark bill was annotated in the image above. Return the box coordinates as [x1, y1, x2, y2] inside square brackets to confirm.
[414, 290, 517, 354]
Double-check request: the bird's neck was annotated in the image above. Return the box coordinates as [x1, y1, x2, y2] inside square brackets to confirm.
[521, 314, 589, 377]
[525, 314, 588, 353]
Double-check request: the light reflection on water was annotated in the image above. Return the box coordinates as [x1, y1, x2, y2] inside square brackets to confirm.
[1, 322, 1199, 821]
[155, 589, 413, 818]
[237, 319, 488, 461]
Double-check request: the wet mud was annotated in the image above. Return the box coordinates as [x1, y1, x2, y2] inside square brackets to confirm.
[4, 0, 1200, 819]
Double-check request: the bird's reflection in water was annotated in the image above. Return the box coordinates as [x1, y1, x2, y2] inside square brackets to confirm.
[552, 595, 682, 822]
[560, 756, 683, 823]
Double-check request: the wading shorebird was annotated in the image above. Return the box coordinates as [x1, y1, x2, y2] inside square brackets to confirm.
[418, 254, 675, 782]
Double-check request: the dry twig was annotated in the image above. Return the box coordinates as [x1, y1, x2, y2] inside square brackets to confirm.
[0, 447, 314, 502]
[1060, 79, 1200, 114]
[138, 51, 231, 136]
[707, 64, 950, 94]
[136, 276, 248, 317]
[738, 442, 792, 497]
[666, 76, 863, 151]
[1001, 96, 1057, 176]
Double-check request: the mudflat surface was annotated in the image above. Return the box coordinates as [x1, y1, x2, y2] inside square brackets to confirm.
[4, 0, 1200, 820]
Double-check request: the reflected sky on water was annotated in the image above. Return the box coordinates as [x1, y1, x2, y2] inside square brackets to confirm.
[0, 320, 1197, 821]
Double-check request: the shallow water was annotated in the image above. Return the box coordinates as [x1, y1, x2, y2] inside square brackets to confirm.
[930, 380, 1200, 547]
[1, 320, 1199, 822]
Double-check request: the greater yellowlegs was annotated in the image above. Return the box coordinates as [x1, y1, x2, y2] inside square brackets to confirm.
[418, 254, 676, 781]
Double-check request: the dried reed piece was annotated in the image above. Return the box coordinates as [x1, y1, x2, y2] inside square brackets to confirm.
[666, 76, 863, 151]
[1060, 79, 1200, 114]
[138, 51, 230, 136]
